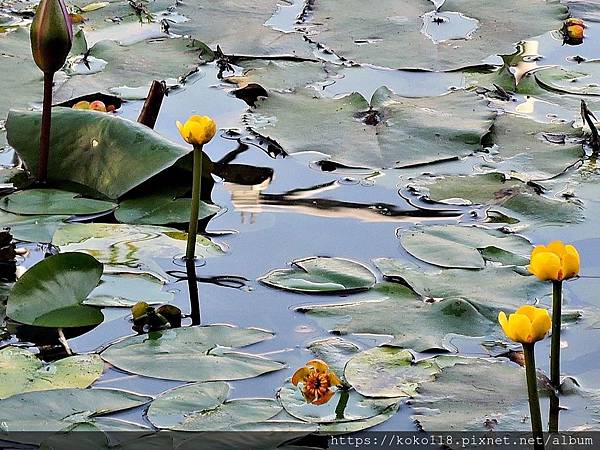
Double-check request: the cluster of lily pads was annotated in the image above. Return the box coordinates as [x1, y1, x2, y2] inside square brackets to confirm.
[1, 0, 600, 444]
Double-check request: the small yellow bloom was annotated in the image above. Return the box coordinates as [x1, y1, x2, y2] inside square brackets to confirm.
[176, 115, 217, 146]
[498, 305, 551, 345]
[291, 359, 342, 405]
[528, 240, 580, 282]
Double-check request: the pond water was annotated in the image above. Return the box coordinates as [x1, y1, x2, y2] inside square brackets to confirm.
[1, 0, 600, 443]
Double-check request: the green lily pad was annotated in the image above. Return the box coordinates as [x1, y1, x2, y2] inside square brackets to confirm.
[55, 38, 210, 103]
[247, 87, 495, 169]
[0, 212, 69, 243]
[535, 61, 600, 96]
[400, 224, 531, 269]
[410, 172, 584, 226]
[345, 348, 440, 398]
[147, 382, 282, 431]
[0, 346, 104, 399]
[101, 325, 284, 382]
[373, 259, 547, 320]
[304, 0, 567, 71]
[115, 193, 221, 225]
[307, 337, 361, 380]
[6, 108, 192, 199]
[318, 403, 399, 434]
[1, 189, 117, 216]
[85, 273, 174, 307]
[0, 388, 151, 439]
[170, 0, 312, 58]
[278, 383, 399, 424]
[485, 113, 585, 180]
[411, 357, 532, 431]
[297, 283, 494, 351]
[259, 256, 376, 293]
[7, 252, 104, 328]
[52, 223, 224, 282]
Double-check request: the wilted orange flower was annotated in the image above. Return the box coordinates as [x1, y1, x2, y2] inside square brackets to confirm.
[292, 359, 341, 405]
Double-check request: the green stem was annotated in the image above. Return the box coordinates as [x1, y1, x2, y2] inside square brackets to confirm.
[185, 145, 203, 261]
[523, 343, 544, 450]
[335, 389, 349, 420]
[37, 72, 54, 183]
[549, 279, 563, 432]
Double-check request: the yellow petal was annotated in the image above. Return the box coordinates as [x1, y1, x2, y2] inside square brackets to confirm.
[291, 367, 310, 385]
[176, 120, 187, 142]
[508, 313, 532, 344]
[562, 245, 580, 279]
[529, 251, 562, 281]
[328, 371, 342, 386]
[312, 388, 335, 405]
[498, 311, 512, 339]
[515, 305, 538, 322]
[530, 245, 548, 258]
[530, 309, 551, 342]
[547, 240, 566, 258]
[306, 359, 329, 373]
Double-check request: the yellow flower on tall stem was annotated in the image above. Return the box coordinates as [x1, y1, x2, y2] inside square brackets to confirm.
[176, 115, 217, 261]
[499, 306, 551, 450]
[528, 240, 579, 432]
[292, 359, 342, 405]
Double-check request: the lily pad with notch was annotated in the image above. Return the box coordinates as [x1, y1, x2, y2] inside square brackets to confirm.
[1, 189, 117, 216]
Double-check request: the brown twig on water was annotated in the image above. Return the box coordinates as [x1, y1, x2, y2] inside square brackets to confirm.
[581, 100, 600, 154]
[137, 80, 167, 129]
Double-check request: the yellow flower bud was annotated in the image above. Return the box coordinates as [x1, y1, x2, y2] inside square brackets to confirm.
[30, 0, 73, 74]
[528, 240, 580, 281]
[176, 115, 217, 146]
[498, 305, 551, 345]
[566, 25, 584, 41]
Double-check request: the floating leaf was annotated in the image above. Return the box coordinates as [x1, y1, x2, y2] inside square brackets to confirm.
[7, 252, 104, 328]
[278, 383, 399, 424]
[297, 283, 494, 351]
[0, 346, 104, 399]
[80, 2, 109, 12]
[101, 325, 284, 382]
[0, 388, 150, 440]
[0, 212, 69, 243]
[259, 256, 376, 293]
[147, 382, 281, 431]
[373, 259, 547, 320]
[6, 108, 192, 199]
[247, 87, 495, 169]
[400, 224, 531, 269]
[85, 274, 174, 307]
[52, 223, 224, 282]
[1, 189, 117, 216]
[307, 337, 361, 380]
[304, 0, 567, 70]
[115, 193, 221, 225]
[536, 61, 600, 96]
[318, 403, 399, 434]
[345, 348, 440, 398]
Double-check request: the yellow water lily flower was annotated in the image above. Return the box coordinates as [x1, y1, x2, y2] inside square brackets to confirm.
[291, 359, 342, 405]
[176, 115, 217, 146]
[529, 240, 580, 281]
[498, 305, 551, 345]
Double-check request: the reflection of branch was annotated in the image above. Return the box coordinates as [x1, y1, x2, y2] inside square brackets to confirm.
[581, 100, 600, 154]
[185, 259, 201, 326]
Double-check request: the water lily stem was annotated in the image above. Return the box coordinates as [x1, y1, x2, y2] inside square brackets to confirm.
[186, 144, 203, 261]
[57, 328, 72, 355]
[186, 258, 201, 325]
[549, 279, 563, 432]
[523, 343, 544, 450]
[37, 71, 54, 183]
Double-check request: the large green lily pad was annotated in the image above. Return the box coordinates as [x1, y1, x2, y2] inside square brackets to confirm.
[306, 337, 361, 380]
[0, 212, 69, 243]
[400, 224, 531, 269]
[0, 346, 104, 399]
[52, 223, 224, 282]
[410, 172, 584, 226]
[55, 38, 209, 103]
[7, 252, 104, 328]
[101, 325, 284, 382]
[535, 61, 600, 96]
[485, 113, 585, 180]
[345, 348, 440, 398]
[6, 108, 192, 199]
[278, 383, 399, 424]
[373, 259, 547, 320]
[304, 0, 567, 71]
[297, 283, 494, 351]
[115, 193, 221, 225]
[85, 273, 174, 307]
[247, 86, 495, 169]
[1, 189, 117, 216]
[259, 256, 376, 293]
[147, 382, 281, 431]
[0, 388, 151, 438]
